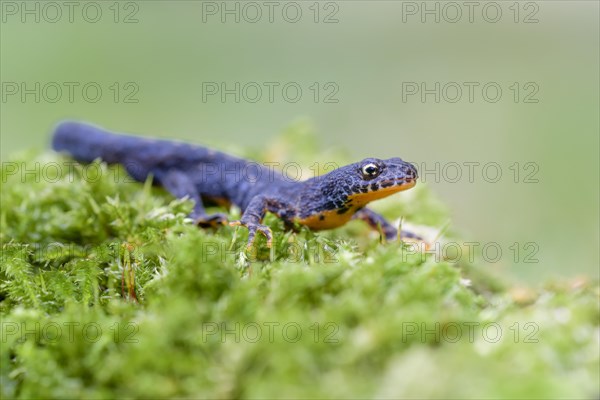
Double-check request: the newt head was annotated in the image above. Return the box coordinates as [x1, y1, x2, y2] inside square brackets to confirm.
[294, 157, 418, 230]
[345, 157, 418, 206]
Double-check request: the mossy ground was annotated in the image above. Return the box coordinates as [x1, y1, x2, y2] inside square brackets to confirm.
[1, 129, 598, 399]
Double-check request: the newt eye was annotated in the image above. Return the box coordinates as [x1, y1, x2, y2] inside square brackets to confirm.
[361, 163, 381, 179]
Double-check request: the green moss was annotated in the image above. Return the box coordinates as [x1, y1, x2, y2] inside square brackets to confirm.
[1, 131, 598, 399]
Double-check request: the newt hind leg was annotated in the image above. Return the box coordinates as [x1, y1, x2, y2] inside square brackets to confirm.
[153, 169, 228, 228]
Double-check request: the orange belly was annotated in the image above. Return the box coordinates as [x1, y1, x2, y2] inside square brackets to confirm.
[294, 208, 356, 230]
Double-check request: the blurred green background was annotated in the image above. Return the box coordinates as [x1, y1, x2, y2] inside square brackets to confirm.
[1, 0, 598, 282]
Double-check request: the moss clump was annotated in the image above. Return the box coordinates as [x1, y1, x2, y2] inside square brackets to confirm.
[1, 130, 598, 399]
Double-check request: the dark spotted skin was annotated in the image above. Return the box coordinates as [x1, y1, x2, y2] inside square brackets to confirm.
[52, 121, 419, 247]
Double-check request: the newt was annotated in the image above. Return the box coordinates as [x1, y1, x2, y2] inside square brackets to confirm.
[52, 121, 420, 247]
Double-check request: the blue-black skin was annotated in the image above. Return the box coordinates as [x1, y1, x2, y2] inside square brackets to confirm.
[52, 121, 419, 247]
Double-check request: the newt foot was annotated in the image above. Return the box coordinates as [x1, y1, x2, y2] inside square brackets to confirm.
[229, 220, 273, 248]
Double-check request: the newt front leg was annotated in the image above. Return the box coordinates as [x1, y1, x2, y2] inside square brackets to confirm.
[353, 208, 422, 242]
[229, 195, 276, 248]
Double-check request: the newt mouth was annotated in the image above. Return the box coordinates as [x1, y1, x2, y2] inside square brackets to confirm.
[349, 177, 417, 205]
[376, 177, 416, 190]
[396, 178, 416, 189]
